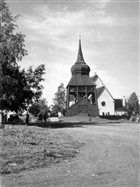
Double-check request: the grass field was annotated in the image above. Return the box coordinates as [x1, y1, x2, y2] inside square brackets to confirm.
[0, 125, 83, 175]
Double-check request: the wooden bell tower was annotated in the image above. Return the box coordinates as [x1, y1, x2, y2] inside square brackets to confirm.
[66, 36, 99, 117]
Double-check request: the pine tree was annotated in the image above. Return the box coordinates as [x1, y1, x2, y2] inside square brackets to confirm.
[127, 92, 139, 116]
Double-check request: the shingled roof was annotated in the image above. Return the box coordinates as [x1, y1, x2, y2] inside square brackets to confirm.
[96, 86, 105, 99]
[114, 99, 123, 110]
[67, 74, 95, 86]
[90, 74, 98, 82]
[90, 74, 114, 100]
[115, 106, 128, 112]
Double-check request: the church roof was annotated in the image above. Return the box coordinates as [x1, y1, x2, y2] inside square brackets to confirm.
[115, 106, 128, 112]
[90, 74, 98, 82]
[114, 99, 123, 110]
[90, 74, 114, 100]
[67, 74, 95, 86]
[96, 86, 105, 99]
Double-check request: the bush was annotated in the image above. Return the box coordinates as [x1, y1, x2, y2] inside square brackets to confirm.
[8, 114, 24, 124]
[99, 115, 128, 120]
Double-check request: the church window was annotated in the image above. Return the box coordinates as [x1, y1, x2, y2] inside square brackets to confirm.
[101, 101, 106, 106]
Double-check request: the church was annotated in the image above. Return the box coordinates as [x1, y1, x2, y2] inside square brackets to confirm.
[66, 37, 126, 117]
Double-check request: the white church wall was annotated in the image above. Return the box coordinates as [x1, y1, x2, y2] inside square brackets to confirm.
[98, 89, 115, 115]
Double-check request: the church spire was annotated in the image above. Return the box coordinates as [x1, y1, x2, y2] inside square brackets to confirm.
[71, 36, 90, 76]
[76, 35, 85, 64]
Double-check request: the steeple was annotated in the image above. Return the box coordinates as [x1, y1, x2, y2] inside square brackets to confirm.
[76, 35, 85, 64]
[66, 36, 98, 118]
[71, 36, 90, 76]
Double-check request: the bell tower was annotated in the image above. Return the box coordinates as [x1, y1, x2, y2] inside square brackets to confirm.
[66, 36, 99, 117]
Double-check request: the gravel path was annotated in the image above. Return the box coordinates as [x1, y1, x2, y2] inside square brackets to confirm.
[2, 122, 139, 187]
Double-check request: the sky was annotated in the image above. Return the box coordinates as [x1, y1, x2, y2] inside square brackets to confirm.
[7, 0, 139, 105]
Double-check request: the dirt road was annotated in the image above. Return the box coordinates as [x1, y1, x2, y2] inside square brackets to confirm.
[2, 122, 139, 187]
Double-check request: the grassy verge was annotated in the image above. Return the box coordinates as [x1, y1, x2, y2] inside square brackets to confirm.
[0, 125, 83, 175]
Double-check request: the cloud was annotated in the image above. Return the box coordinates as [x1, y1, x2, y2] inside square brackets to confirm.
[21, 2, 116, 41]
[19, 0, 136, 60]
[11, 1, 138, 104]
[22, 6, 84, 36]
[94, 69, 125, 98]
[84, 0, 110, 10]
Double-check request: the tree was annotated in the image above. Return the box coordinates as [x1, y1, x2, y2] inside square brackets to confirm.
[52, 83, 66, 115]
[0, 0, 45, 112]
[0, 0, 27, 111]
[24, 65, 45, 106]
[127, 92, 139, 116]
[29, 98, 49, 122]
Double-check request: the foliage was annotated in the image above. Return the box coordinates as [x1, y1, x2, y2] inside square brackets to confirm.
[127, 92, 139, 116]
[52, 83, 66, 114]
[0, 0, 27, 63]
[29, 98, 49, 121]
[0, 0, 27, 111]
[24, 65, 45, 105]
[0, 0, 45, 112]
